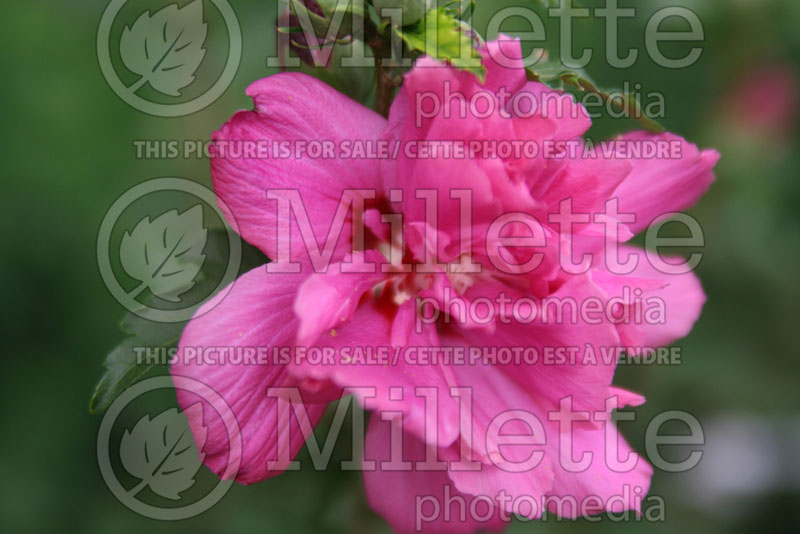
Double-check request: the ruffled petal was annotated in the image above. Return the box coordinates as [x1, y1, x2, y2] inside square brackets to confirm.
[363, 417, 509, 533]
[293, 249, 388, 346]
[593, 245, 706, 348]
[545, 390, 652, 517]
[210, 72, 387, 261]
[608, 131, 719, 233]
[171, 266, 328, 484]
[288, 296, 462, 449]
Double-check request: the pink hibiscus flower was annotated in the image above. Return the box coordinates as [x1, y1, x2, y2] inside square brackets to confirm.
[171, 37, 719, 532]
[724, 63, 798, 140]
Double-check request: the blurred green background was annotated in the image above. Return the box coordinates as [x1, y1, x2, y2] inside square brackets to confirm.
[2, 0, 799, 532]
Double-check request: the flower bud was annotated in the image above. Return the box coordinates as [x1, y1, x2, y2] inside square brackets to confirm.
[276, 1, 329, 67]
[373, 0, 431, 26]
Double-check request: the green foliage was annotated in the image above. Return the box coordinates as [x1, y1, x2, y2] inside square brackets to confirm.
[396, 7, 486, 81]
[373, 0, 431, 26]
[527, 60, 665, 133]
[89, 230, 267, 414]
[88, 309, 182, 415]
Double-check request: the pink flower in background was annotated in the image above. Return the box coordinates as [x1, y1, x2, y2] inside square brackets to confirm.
[171, 37, 719, 532]
[725, 64, 798, 138]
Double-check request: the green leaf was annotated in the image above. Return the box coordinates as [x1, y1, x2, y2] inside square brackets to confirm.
[441, 0, 475, 21]
[526, 61, 665, 133]
[396, 7, 485, 81]
[88, 312, 183, 414]
[89, 229, 267, 414]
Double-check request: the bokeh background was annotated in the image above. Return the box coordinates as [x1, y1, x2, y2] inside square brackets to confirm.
[2, 0, 799, 532]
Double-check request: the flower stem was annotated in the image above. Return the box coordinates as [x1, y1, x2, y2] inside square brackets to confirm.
[371, 37, 396, 118]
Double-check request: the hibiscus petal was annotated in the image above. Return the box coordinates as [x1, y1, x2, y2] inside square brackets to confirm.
[608, 131, 719, 233]
[609, 386, 646, 408]
[545, 420, 652, 518]
[210, 72, 387, 261]
[515, 82, 592, 141]
[294, 249, 387, 347]
[482, 36, 529, 95]
[593, 245, 706, 348]
[452, 274, 621, 420]
[363, 417, 509, 533]
[539, 147, 633, 217]
[288, 297, 461, 449]
[171, 266, 328, 484]
[436, 358, 556, 517]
